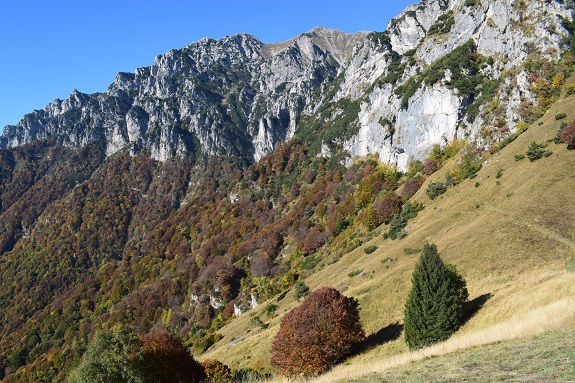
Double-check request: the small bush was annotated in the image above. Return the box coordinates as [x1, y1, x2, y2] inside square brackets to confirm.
[566, 259, 575, 272]
[560, 119, 575, 149]
[388, 214, 407, 239]
[293, 280, 310, 300]
[400, 201, 423, 220]
[526, 141, 547, 161]
[554, 122, 567, 144]
[514, 154, 525, 161]
[426, 182, 447, 199]
[400, 178, 423, 198]
[250, 316, 268, 330]
[347, 269, 363, 277]
[364, 245, 378, 254]
[201, 360, 233, 382]
[271, 287, 365, 376]
[403, 247, 421, 255]
[264, 303, 278, 318]
[555, 113, 567, 120]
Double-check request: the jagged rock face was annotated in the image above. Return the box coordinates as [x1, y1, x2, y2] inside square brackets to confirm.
[342, 0, 571, 169]
[1, 0, 572, 169]
[1, 30, 353, 162]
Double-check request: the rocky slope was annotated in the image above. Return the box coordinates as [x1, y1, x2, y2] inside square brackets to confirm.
[0, 0, 572, 170]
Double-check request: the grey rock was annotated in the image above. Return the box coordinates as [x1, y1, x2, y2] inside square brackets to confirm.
[1, 0, 572, 171]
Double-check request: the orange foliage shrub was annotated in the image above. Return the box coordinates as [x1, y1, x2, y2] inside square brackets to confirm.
[270, 287, 365, 376]
[201, 359, 233, 382]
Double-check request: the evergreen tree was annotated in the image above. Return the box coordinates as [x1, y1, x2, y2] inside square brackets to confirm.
[404, 244, 468, 350]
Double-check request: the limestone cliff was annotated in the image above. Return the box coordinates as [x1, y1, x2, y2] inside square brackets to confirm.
[1, 0, 572, 170]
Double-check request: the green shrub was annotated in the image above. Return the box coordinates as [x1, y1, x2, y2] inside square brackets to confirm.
[388, 214, 407, 239]
[554, 113, 567, 120]
[566, 259, 575, 272]
[554, 122, 568, 144]
[514, 154, 525, 161]
[250, 316, 268, 330]
[364, 245, 378, 254]
[526, 141, 546, 161]
[347, 269, 363, 277]
[265, 303, 279, 317]
[426, 182, 447, 199]
[271, 287, 365, 376]
[404, 244, 468, 350]
[293, 280, 310, 301]
[68, 325, 146, 383]
[400, 200, 423, 220]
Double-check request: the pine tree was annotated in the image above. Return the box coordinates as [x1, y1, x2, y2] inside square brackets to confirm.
[404, 244, 468, 350]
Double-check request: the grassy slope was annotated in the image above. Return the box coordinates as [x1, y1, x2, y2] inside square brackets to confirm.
[199, 95, 575, 380]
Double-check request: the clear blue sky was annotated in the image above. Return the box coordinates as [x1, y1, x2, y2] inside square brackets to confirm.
[0, 0, 414, 129]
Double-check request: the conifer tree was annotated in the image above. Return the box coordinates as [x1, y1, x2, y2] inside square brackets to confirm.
[404, 244, 468, 350]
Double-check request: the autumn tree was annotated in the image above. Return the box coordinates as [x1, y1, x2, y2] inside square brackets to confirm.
[375, 192, 403, 225]
[201, 359, 233, 382]
[141, 329, 206, 383]
[404, 244, 468, 350]
[561, 119, 575, 149]
[271, 287, 365, 376]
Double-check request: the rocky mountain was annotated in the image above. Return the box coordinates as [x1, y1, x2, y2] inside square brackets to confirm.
[1, 0, 571, 170]
[1, 0, 575, 381]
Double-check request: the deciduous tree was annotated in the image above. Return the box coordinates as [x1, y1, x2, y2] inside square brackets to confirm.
[271, 286, 365, 376]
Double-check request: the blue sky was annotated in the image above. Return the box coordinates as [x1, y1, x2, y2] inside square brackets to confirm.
[0, 0, 414, 129]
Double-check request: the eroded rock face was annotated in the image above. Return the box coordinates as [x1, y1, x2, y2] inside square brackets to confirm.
[1, 0, 572, 169]
[344, 0, 570, 170]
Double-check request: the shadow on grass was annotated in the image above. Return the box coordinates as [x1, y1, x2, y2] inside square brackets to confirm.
[462, 293, 492, 326]
[355, 322, 404, 354]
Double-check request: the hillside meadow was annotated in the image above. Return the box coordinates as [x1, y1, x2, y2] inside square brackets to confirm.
[199, 94, 575, 381]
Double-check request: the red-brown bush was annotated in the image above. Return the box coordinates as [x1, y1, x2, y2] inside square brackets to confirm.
[374, 192, 404, 225]
[142, 329, 206, 383]
[400, 178, 424, 198]
[270, 286, 365, 376]
[561, 120, 575, 149]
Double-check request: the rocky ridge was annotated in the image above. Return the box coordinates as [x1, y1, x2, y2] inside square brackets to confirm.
[0, 0, 572, 170]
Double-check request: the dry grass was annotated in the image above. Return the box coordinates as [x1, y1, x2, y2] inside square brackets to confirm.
[309, 294, 575, 383]
[199, 95, 575, 380]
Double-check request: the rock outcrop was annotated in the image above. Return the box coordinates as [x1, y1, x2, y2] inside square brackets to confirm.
[1, 0, 572, 169]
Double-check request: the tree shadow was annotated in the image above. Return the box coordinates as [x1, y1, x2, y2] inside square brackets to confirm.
[461, 293, 492, 326]
[354, 322, 404, 354]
